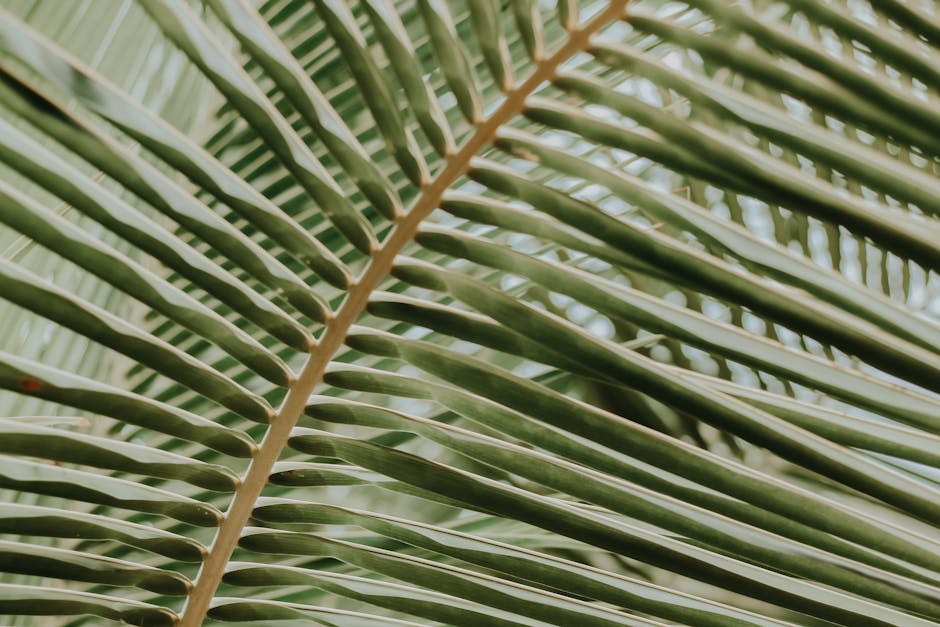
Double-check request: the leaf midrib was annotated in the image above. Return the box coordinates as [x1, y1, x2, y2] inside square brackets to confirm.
[179, 3, 630, 623]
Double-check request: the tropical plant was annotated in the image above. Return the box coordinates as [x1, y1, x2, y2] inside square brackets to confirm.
[0, 0, 938, 624]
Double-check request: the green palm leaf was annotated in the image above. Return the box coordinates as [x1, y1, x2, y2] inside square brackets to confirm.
[0, 1, 938, 625]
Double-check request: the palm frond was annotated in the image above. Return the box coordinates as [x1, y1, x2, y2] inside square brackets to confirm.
[0, 1, 938, 626]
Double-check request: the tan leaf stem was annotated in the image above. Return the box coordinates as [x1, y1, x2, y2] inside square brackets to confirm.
[179, 3, 630, 623]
